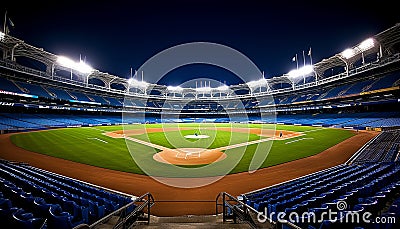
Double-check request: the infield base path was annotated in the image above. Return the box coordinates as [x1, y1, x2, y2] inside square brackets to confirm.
[105, 128, 302, 165]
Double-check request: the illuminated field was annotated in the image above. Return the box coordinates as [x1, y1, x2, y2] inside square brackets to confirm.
[10, 124, 355, 177]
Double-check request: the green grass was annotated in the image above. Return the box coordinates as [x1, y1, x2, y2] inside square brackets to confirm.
[10, 124, 355, 177]
[132, 129, 263, 149]
[230, 127, 354, 173]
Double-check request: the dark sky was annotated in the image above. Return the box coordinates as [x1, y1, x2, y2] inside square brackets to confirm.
[2, 0, 399, 86]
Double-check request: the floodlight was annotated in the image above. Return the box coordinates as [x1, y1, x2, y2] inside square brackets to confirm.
[129, 78, 149, 88]
[287, 69, 298, 78]
[247, 78, 266, 87]
[246, 80, 257, 87]
[217, 85, 229, 91]
[298, 65, 313, 75]
[358, 38, 374, 51]
[196, 87, 211, 92]
[76, 61, 93, 74]
[57, 56, 93, 74]
[138, 80, 149, 87]
[57, 56, 75, 69]
[0, 31, 4, 41]
[167, 86, 183, 91]
[341, 48, 355, 59]
[288, 65, 313, 78]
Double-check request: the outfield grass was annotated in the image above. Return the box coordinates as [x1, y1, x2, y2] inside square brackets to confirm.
[133, 129, 263, 149]
[10, 124, 355, 177]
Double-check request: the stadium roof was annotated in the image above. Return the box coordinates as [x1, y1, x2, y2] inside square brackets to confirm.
[1, 22, 400, 98]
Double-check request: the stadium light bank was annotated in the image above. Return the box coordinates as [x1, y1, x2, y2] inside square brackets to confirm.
[195, 87, 212, 92]
[167, 86, 184, 92]
[57, 56, 94, 74]
[341, 38, 375, 73]
[216, 85, 229, 91]
[128, 78, 149, 89]
[287, 65, 314, 82]
[342, 38, 375, 59]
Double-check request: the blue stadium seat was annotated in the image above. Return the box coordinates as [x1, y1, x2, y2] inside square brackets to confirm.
[48, 204, 75, 229]
[11, 208, 46, 229]
[33, 197, 60, 220]
[79, 197, 105, 223]
[243, 162, 400, 229]
[62, 200, 89, 225]
[0, 207, 20, 228]
[0, 160, 137, 228]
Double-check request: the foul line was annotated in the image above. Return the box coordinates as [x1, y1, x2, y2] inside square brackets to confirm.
[90, 127, 106, 132]
[302, 128, 324, 133]
[285, 137, 314, 144]
[87, 138, 108, 144]
[124, 136, 169, 151]
[106, 131, 305, 152]
[215, 133, 305, 151]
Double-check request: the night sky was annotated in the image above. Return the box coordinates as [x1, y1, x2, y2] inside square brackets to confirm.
[2, 0, 399, 86]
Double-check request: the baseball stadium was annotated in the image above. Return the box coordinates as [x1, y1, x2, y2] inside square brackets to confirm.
[0, 11, 399, 229]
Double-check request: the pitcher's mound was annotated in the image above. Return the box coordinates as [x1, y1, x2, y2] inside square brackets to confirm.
[153, 148, 226, 165]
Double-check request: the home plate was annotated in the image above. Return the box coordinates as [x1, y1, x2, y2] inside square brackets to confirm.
[184, 135, 210, 139]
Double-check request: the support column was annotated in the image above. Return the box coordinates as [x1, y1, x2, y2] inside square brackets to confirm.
[10, 44, 19, 61]
[46, 63, 55, 78]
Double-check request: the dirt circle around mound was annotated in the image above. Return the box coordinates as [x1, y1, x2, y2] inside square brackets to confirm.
[153, 148, 227, 165]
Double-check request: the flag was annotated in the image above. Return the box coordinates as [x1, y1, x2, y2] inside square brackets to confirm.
[292, 56, 296, 62]
[8, 18, 14, 27]
[308, 47, 313, 66]
[3, 11, 15, 35]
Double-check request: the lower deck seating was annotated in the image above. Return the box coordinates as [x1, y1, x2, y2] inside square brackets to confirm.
[0, 160, 136, 229]
[243, 162, 400, 229]
[352, 130, 400, 164]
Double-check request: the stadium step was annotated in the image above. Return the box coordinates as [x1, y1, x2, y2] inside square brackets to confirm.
[133, 214, 252, 228]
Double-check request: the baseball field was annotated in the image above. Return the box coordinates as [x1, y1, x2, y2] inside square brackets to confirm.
[10, 123, 355, 177]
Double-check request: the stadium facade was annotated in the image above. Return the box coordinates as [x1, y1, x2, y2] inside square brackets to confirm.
[0, 23, 399, 228]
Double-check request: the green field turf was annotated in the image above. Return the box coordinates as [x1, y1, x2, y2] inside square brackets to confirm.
[132, 129, 263, 149]
[10, 124, 355, 177]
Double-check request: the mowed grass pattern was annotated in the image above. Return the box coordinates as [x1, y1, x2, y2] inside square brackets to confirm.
[133, 129, 263, 149]
[10, 124, 355, 177]
[10, 127, 139, 173]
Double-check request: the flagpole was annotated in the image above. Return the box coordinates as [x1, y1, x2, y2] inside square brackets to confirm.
[3, 11, 7, 34]
[296, 54, 298, 70]
[308, 47, 316, 83]
[302, 50, 306, 84]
